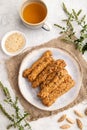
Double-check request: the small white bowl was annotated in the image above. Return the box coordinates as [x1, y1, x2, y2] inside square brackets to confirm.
[1, 30, 26, 56]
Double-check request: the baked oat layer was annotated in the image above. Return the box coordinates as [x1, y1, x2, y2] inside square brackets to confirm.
[23, 50, 52, 78]
[42, 75, 75, 106]
[32, 59, 66, 88]
[28, 56, 53, 81]
[38, 69, 68, 98]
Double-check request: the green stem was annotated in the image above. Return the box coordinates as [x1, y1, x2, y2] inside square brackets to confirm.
[0, 81, 31, 130]
[54, 2, 87, 54]
[62, 3, 70, 15]
[7, 124, 13, 129]
[77, 9, 82, 16]
[16, 113, 29, 125]
[54, 24, 65, 30]
[0, 81, 11, 98]
[0, 104, 14, 122]
[7, 113, 29, 129]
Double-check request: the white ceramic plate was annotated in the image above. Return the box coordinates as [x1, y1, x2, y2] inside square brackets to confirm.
[18, 47, 82, 111]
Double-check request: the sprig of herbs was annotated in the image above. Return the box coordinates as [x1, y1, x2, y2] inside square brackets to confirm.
[54, 3, 87, 54]
[0, 81, 31, 130]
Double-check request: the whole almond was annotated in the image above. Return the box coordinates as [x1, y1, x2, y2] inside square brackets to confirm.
[60, 124, 70, 129]
[84, 108, 87, 116]
[74, 110, 84, 118]
[66, 117, 75, 124]
[76, 118, 83, 130]
[58, 114, 66, 122]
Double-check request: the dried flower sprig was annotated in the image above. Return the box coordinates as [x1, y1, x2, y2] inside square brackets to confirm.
[0, 81, 31, 130]
[54, 3, 87, 54]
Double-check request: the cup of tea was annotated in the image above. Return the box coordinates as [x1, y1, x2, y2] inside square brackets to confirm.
[19, 0, 50, 31]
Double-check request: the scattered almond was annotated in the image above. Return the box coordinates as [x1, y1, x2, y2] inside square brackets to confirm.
[76, 118, 83, 130]
[74, 110, 84, 118]
[66, 117, 75, 124]
[84, 108, 87, 116]
[58, 114, 66, 122]
[60, 124, 71, 129]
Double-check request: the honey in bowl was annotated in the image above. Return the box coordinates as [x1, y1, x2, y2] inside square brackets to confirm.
[22, 2, 47, 24]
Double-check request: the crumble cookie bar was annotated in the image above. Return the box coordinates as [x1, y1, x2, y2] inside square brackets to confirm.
[23, 50, 52, 78]
[40, 71, 56, 89]
[40, 68, 68, 89]
[42, 75, 75, 106]
[32, 59, 66, 88]
[28, 56, 53, 82]
[31, 60, 54, 88]
[38, 69, 68, 98]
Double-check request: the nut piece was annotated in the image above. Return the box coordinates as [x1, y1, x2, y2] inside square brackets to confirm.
[76, 118, 83, 130]
[74, 110, 84, 118]
[84, 108, 87, 116]
[66, 117, 75, 124]
[58, 114, 66, 122]
[60, 124, 70, 129]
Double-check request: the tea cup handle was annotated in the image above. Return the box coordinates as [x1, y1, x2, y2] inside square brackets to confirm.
[42, 22, 51, 31]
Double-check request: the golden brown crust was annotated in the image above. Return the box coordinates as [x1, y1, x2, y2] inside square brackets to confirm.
[31, 60, 54, 88]
[40, 71, 56, 89]
[28, 56, 53, 82]
[22, 69, 31, 78]
[37, 69, 68, 98]
[23, 50, 52, 78]
[42, 75, 75, 106]
[32, 59, 66, 88]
